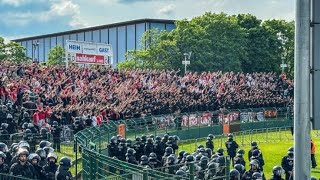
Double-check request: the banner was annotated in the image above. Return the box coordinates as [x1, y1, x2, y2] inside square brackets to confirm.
[181, 112, 213, 127]
[264, 110, 278, 118]
[256, 112, 265, 121]
[240, 112, 249, 123]
[72, 53, 106, 65]
[218, 112, 239, 124]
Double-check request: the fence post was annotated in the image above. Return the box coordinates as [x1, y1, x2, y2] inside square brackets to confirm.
[75, 136, 78, 179]
[225, 156, 230, 180]
[143, 168, 148, 180]
[189, 162, 195, 180]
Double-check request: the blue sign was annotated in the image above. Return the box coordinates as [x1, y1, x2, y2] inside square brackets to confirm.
[69, 44, 81, 50]
[99, 48, 109, 53]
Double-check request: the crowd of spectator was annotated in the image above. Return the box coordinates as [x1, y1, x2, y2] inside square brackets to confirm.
[0, 62, 293, 128]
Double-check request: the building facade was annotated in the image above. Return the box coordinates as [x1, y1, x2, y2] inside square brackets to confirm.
[13, 19, 175, 66]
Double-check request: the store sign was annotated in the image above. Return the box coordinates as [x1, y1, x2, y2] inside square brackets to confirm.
[72, 53, 105, 65]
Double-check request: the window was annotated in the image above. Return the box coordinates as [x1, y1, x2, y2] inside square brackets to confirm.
[38, 39, 44, 62]
[101, 29, 108, 44]
[136, 23, 145, 49]
[63, 34, 69, 47]
[70, 33, 77, 40]
[151, 23, 165, 31]
[33, 40, 40, 61]
[166, 23, 176, 31]
[57, 36, 63, 47]
[44, 38, 50, 61]
[93, 30, 100, 43]
[109, 27, 117, 65]
[118, 26, 126, 63]
[85, 31, 92, 41]
[50, 37, 57, 48]
[27, 40, 32, 58]
[77, 32, 84, 41]
[127, 24, 135, 52]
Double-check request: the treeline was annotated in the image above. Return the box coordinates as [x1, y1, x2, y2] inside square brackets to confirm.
[119, 13, 294, 77]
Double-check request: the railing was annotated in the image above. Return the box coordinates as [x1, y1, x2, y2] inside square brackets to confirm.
[75, 107, 292, 180]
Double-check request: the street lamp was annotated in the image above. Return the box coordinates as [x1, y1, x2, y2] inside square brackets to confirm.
[277, 32, 288, 73]
[32, 40, 39, 63]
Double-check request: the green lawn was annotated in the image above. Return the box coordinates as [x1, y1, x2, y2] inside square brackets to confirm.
[178, 129, 320, 179]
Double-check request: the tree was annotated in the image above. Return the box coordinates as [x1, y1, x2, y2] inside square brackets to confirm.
[0, 37, 29, 63]
[47, 46, 65, 66]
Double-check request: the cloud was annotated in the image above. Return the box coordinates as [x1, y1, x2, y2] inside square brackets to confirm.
[158, 4, 175, 16]
[0, 0, 29, 6]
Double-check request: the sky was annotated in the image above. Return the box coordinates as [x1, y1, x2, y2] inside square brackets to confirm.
[0, 0, 294, 42]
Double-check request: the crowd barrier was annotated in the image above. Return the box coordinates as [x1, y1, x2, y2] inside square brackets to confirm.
[74, 106, 292, 180]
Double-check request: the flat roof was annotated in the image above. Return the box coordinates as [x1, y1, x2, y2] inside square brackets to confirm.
[13, 18, 175, 42]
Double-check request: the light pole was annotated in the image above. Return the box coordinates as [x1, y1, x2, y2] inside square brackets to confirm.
[32, 40, 39, 63]
[182, 52, 192, 74]
[277, 32, 288, 73]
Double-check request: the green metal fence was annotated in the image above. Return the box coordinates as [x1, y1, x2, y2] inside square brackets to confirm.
[74, 107, 292, 180]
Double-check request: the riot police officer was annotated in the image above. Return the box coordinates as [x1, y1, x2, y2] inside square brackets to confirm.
[216, 148, 224, 156]
[55, 157, 73, 180]
[52, 121, 62, 152]
[248, 142, 263, 162]
[215, 156, 226, 179]
[0, 123, 9, 144]
[225, 134, 239, 166]
[108, 136, 118, 158]
[177, 150, 185, 164]
[133, 137, 144, 161]
[206, 134, 214, 150]
[164, 155, 176, 174]
[269, 166, 284, 180]
[197, 156, 209, 179]
[40, 127, 50, 141]
[36, 148, 47, 167]
[126, 148, 138, 165]
[242, 159, 266, 180]
[281, 147, 293, 180]
[0, 151, 9, 173]
[42, 153, 58, 180]
[153, 136, 164, 162]
[250, 149, 265, 171]
[144, 138, 154, 156]
[148, 152, 161, 169]
[28, 153, 43, 179]
[0, 142, 11, 165]
[23, 129, 35, 151]
[234, 149, 246, 167]
[9, 149, 36, 179]
[234, 164, 245, 178]
[140, 155, 150, 168]
[39, 140, 52, 149]
[205, 162, 217, 180]
[162, 147, 173, 165]
[230, 169, 240, 180]
[117, 138, 127, 161]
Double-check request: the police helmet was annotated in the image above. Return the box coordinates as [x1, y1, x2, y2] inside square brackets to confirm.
[39, 140, 52, 148]
[126, 148, 136, 156]
[165, 147, 173, 155]
[147, 138, 153, 143]
[237, 149, 245, 155]
[208, 134, 214, 140]
[141, 135, 147, 141]
[22, 122, 28, 129]
[25, 129, 32, 134]
[251, 141, 258, 148]
[250, 159, 260, 168]
[18, 141, 30, 150]
[178, 150, 185, 158]
[155, 136, 161, 142]
[186, 155, 194, 162]
[200, 156, 209, 165]
[195, 154, 202, 162]
[197, 144, 204, 149]
[1, 123, 8, 129]
[140, 155, 148, 162]
[272, 166, 282, 176]
[59, 157, 72, 168]
[234, 164, 245, 174]
[47, 152, 58, 162]
[17, 148, 29, 157]
[0, 143, 8, 153]
[205, 148, 212, 156]
[163, 134, 169, 140]
[149, 152, 157, 160]
[252, 172, 262, 180]
[36, 148, 46, 159]
[40, 128, 48, 135]
[28, 153, 41, 162]
[53, 121, 58, 127]
[217, 148, 224, 155]
[227, 133, 233, 139]
[0, 151, 6, 159]
[43, 147, 54, 155]
[230, 169, 240, 179]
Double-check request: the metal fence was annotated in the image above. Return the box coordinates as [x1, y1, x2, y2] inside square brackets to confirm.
[74, 107, 292, 180]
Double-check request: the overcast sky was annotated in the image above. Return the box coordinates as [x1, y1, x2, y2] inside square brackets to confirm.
[0, 0, 294, 42]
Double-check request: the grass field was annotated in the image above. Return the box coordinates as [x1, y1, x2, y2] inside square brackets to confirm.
[178, 129, 320, 179]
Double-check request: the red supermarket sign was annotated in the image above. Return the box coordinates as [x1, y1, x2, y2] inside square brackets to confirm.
[73, 53, 105, 64]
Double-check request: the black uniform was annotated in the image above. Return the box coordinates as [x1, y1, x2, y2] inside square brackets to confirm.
[9, 162, 36, 179]
[55, 166, 73, 180]
[43, 163, 58, 180]
[52, 125, 62, 152]
[117, 143, 127, 161]
[32, 164, 43, 179]
[108, 143, 118, 158]
[234, 154, 246, 167]
[0, 128, 9, 144]
[148, 158, 161, 169]
[0, 163, 9, 173]
[144, 141, 154, 156]
[126, 155, 138, 165]
[206, 139, 214, 151]
[153, 141, 164, 162]
[133, 141, 144, 161]
[281, 155, 293, 180]
[241, 169, 266, 180]
[225, 139, 239, 165]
